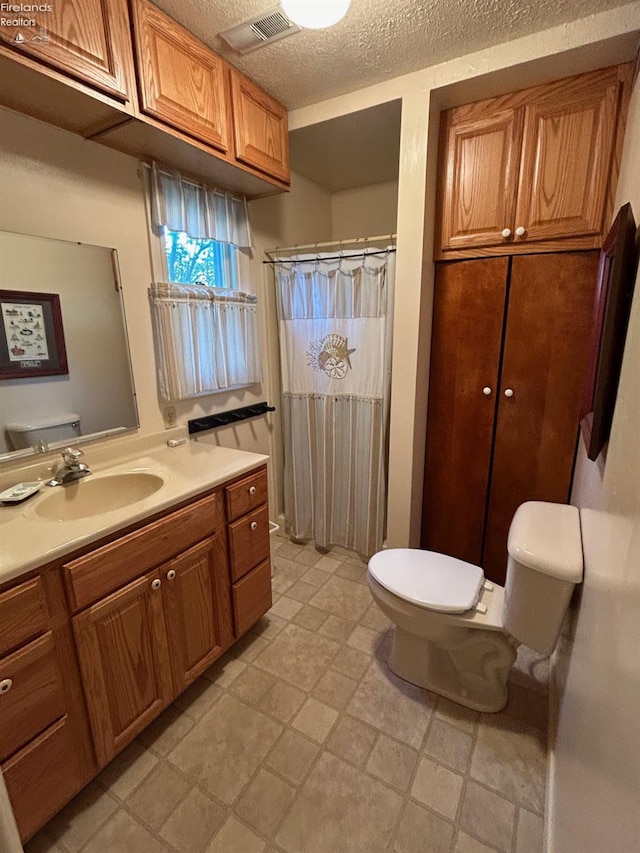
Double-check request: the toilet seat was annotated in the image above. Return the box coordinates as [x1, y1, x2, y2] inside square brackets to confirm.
[368, 549, 485, 613]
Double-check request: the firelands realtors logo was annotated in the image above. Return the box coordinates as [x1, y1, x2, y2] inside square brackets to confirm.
[1, 3, 52, 43]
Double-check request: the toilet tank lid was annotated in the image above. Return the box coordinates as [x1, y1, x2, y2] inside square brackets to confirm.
[507, 501, 583, 583]
[6, 413, 80, 432]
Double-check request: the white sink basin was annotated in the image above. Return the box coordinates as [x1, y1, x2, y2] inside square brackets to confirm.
[34, 472, 165, 521]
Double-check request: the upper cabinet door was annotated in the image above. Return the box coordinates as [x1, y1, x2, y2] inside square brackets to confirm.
[230, 69, 289, 183]
[131, 0, 231, 153]
[439, 108, 522, 252]
[0, 0, 131, 100]
[514, 72, 621, 243]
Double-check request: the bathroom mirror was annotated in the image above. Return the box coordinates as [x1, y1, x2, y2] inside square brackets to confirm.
[0, 231, 139, 461]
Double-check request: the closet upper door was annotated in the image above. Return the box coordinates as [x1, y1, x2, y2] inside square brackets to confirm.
[438, 108, 523, 253]
[421, 257, 508, 565]
[514, 71, 620, 243]
[483, 252, 599, 583]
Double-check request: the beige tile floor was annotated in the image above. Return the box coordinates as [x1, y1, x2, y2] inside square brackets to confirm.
[26, 538, 549, 853]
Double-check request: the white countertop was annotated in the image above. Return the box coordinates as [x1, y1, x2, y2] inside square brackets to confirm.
[0, 429, 268, 586]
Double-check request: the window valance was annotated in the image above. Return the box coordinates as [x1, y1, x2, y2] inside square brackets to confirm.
[149, 162, 252, 248]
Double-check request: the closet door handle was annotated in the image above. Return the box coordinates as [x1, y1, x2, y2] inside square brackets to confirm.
[501, 228, 511, 238]
[504, 388, 514, 398]
[515, 226, 526, 237]
[249, 486, 256, 496]
[151, 579, 161, 591]
[167, 570, 176, 580]
[482, 387, 492, 396]
[250, 521, 258, 531]
[0, 678, 12, 695]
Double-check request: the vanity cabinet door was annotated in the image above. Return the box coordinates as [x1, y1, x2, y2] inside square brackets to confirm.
[72, 570, 173, 767]
[162, 534, 231, 694]
[0, 0, 132, 100]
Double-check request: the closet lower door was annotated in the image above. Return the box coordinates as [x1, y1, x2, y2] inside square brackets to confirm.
[421, 257, 508, 565]
[482, 252, 598, 584]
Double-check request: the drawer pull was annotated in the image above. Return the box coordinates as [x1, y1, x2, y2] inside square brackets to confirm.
[250, 521, 258, 531]
[167, 570, 176, 580]
[151, 579, 161, 591]
[249, 486, 257, 495]
[0, 678, 12, 694]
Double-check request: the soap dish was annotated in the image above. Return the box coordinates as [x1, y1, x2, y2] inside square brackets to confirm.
[0, 482, 44, 504]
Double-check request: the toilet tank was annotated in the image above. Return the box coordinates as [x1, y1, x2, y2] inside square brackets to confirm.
[6, 413, 81, 451]
[502, 501, 583, 656]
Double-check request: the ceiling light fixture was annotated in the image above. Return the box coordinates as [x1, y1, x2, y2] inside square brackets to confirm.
[281, 0, 351, 29]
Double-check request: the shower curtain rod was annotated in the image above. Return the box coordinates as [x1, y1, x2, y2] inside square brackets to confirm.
[264, 233, 396, 260]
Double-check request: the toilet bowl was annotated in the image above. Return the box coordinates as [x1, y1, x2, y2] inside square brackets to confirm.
[367, 501, 583, 712]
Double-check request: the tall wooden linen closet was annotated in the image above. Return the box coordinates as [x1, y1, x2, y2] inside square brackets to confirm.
[421, 252, 598, 584]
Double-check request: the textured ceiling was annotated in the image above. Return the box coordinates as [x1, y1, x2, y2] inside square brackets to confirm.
[153, 0, 629, 109]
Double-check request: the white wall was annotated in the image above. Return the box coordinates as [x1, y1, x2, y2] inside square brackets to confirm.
[548, 73, 640, 853]
[331, 181, 398, 241]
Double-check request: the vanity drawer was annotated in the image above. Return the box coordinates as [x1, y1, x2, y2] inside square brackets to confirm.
[225, 468, 268, 521]
[64, 490, 224, 610]
[228, 504, 270, 582]
[232, 559, 272, 636]
[3, 715, 85, 843]
[0, 577, 49, 658]
[0, 632, 66, 762]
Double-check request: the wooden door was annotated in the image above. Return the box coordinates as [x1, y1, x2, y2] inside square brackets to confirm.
[514, 70, 621, 244]
[162, 536, 227, 694]
[421, 258, 508, 564]
[483, 252, 599, 583]
[0, 0, 131, 100]
[72, 571, 172, 767]
[438, 108, 522, 253]
[230, 68, 289, 183]
[131, 0, 231, 152]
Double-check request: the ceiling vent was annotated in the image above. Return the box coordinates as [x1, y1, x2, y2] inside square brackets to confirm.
[220, 6, 301, 54]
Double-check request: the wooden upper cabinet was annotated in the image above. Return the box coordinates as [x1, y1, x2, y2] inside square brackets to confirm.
[515, 75, 620, 243]
[440, 110, 522, 252]
[0, 0, 131, 100]
[436, 63, 632, 259]
[131, 0, 231, 153]
[230, 68, 290, 183]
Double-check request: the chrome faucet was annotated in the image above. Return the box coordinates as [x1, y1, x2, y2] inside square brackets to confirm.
[47, 447, 92, 486]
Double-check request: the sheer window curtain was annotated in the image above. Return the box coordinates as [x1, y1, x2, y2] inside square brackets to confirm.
[275, 250, 395, 558]
[147, 163, 261, 401]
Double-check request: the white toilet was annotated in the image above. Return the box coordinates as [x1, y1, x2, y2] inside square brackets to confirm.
[6, 413, 82, 451]
[367, 501, 582, 712]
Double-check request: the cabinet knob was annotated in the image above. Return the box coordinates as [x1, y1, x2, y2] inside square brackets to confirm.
[151, 579, 161, 590]
[167, 570, 176, 580]
[249, 486, 257, 496]
[0, 678, 12, 695]
[504, 388, 514, 398]
[250, 521, 258, 531]
[482, 386, 492, 396]
[515, 226, 526, 237]
[501, 228, 512, 238]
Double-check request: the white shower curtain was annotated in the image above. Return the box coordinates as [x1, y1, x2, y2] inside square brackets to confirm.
[275, 250, 395, 557]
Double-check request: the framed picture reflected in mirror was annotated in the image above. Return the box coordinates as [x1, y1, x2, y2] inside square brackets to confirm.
[581, 202, 639, 461]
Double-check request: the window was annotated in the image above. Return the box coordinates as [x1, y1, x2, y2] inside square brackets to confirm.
[163, 228, 238, 289]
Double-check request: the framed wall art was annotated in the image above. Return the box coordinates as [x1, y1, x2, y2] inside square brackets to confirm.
[581, 202, 639, 461]
[0, 289, 68, 380]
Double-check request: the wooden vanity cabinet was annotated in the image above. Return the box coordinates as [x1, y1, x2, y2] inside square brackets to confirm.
[436, 63, 632, 259]
[0, 574, 95, 842]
